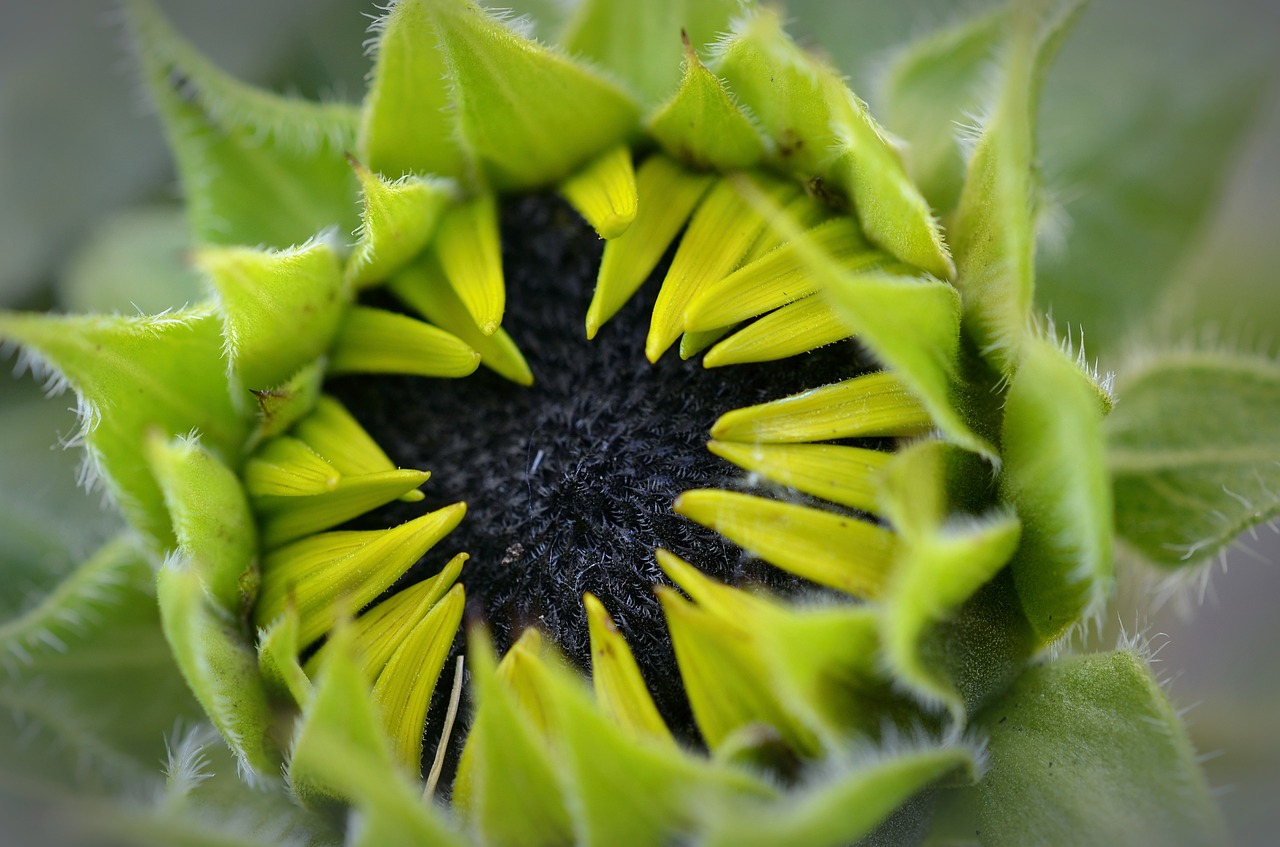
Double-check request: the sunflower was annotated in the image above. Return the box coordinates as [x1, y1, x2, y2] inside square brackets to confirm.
[1, 0, 1275, 845]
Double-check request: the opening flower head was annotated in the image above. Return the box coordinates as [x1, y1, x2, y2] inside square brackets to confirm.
[2, 0, 1276, 845]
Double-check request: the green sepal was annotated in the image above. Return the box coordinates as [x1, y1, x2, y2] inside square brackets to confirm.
[124, 0, 358, 249]
[372, 582, 466, 773]
[256, 600, 312, 706]
[969, 651, 1227, 846]
[249, 361, 325, 442]
[195, 238, 348, 394]
[879, 9, 1009, 214]
[455, 630, 575, 847]
[288, 628, 465, 846]
[950, 0, 1089, 374]
[155, 559, 277, 780]
[701, 740, 979, 847]
[348, 158, 456, 289]
[519, 630, 777, 847]
[659, 551, 903, 743]
[388, 257, 533, 386]
[358, 0, 469, 181]
[879, 441, 1022, 715]
[0, 309, 250, 550]
[560, 0, 747, 108]
[1001, 338, 1113, 644]
[713, 10, 953, 279]
[425, 0, 640, 190]
[648, 35, 767, 172]
[1107, 350, 1280, 569]
[145, 432, 259, 619]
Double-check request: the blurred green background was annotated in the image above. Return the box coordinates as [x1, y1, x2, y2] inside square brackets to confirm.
[1, 1, 1276, 843]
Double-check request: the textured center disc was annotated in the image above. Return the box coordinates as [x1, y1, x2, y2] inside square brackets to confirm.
[327, 193, 867, 730]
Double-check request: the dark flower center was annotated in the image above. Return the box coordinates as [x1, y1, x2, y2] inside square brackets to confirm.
[327, 192, 870, 737]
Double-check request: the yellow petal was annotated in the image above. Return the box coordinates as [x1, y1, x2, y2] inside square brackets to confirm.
[560, 143, 638, 240]
[708, 440, 890, 515]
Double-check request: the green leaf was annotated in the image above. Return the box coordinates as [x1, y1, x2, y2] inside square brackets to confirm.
[424, 0, 640, 190]
[358, 0, 469, 181]
[702, 741, 978, 847]
[0, 309, 251, 550]
[1036, 73, 1266, 359]
[1001, 338, 1113, 644]
[0, 538, 199, 792]
[1107, 350, 1280, 569]
[950, 1, 1088, 374]
[970, 651, 1227, 846]
[878, 9, 1008, 214]
[125, 0, 358, 249]
[560, 0, 746, 108]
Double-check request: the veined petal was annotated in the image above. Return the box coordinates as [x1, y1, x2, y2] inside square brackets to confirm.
[255, 503, 467, 647]
[674, 490, 895, 598]
[684, 216, 877, 332]
[710, 371, 934, 443]
[328, 307, 481, 379]
[434, 193, 505, 335]
[707, 440, 890, 514]
[560, 144, 639, 240]
[373, 583, 466, 772]
[293, 395, 404, 479]
[702, 295, 852, 367]
[255, 469, 433, 548]
[257, 600, 312, 705]
[583, 593, 673, 744]
[388, 258, 533, 386]
[587, 155, 714, 339]
[647, 175, 800, 362]
[243, 436, 340, 498]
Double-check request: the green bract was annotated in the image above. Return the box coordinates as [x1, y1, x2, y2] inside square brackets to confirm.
[1, 0, 1272, 845]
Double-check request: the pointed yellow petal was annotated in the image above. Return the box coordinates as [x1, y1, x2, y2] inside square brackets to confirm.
[586, 155, 714, 339]
[434, 193, 505, 335]
[560, 144, 638, 240]
[255, 503, 467, 646]
[243, 435, 340, 497]
[303, 552, 466, 680]
[674, 490, 895, 598]
[710, 371, 935, 443]
[374, 583, 466, 772]
[679, 325, 735, 360]
[739, 190, 835, 265]
[647, 175, 799, 362]
[684, 216, 876, 332]
[655, 548, 772, 622]
[328, 306, 481, 378]
[583, 592, 674, 744]
[702, 295, 851, 367]
[256, 469, 432, 548]
[707, 440, 890, 514]
[388, 258, 533, 386]
[293, 395, 396, 477]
